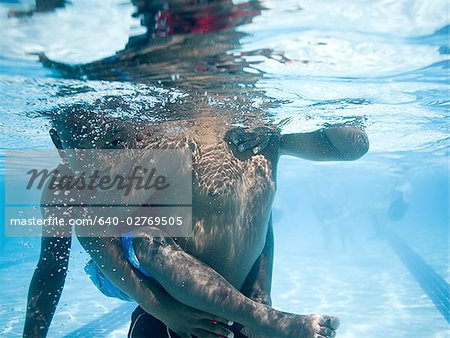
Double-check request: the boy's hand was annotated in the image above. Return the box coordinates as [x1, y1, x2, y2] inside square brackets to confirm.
[225, 126, 278, 155]
[160, 302, 234, 338]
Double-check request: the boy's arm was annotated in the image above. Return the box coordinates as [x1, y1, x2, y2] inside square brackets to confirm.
[226, 126, 369, 161]
[78, 236, 234, 338]
[23, 235, 71, 338]
[23, 163, 74, 337]
[279, 127, 369, 161]
[79, 236, 172, 315]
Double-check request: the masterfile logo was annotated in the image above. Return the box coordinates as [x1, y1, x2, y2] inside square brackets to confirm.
[4, 149, 193, 238]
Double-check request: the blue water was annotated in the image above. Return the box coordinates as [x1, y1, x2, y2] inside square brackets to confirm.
[0, 0, 449, 337]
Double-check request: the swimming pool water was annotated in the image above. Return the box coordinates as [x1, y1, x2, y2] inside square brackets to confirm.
[0, 0, 448, 337]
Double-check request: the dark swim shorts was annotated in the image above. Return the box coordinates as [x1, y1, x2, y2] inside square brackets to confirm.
[128, 306, 247, 338]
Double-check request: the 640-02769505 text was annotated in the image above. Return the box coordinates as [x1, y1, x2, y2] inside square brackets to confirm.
[8, 216, 186, 227]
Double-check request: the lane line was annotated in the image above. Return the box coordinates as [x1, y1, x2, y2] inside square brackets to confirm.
[386, 230, 450, 324]
[63, 303, 136, 337]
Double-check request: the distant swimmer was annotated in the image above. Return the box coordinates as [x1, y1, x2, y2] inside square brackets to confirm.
[388, 182, 412, 222]
[368, 180, 412, 240]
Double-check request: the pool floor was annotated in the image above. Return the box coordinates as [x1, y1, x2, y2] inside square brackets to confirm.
[1, 232, 448, 338]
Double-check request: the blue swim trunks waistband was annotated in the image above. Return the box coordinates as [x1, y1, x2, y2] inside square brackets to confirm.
[85, 231, 154, 301]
